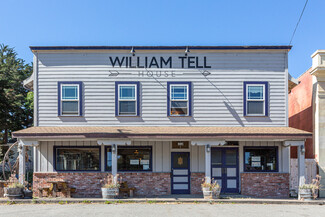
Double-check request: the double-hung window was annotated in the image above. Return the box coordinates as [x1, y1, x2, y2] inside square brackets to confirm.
[167, 82, 192, 116]
[115, 82, 140, 116]
[244, 82, 268, 116]
[58, 82, 82, 116]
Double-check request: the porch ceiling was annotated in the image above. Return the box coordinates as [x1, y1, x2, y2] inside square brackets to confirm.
[12, 126, 312, 140]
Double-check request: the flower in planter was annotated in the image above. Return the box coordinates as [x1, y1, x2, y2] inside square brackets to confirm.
[201, 177, 221, 199]
[100, 174, 122, 188]
[299, 175, 321, 199]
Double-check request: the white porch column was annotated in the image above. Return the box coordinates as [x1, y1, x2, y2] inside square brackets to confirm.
[97, 140, 131, 184]
[205, 144, 211, 183]
[111, 144, 118, 183]
[18, 141, 26, 185]
[18, 140, 39, 185]
[297, 143, 306, 200]
[285, 140, 305, 199]
[191, 140, 226, 183]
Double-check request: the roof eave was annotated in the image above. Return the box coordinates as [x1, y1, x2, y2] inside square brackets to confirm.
[12, 133, 312, 140]
[23, 74, 34, 91]
[29, 45, 292, 52]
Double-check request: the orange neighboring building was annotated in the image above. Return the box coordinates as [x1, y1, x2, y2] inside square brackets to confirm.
[289, 68, 314, 159]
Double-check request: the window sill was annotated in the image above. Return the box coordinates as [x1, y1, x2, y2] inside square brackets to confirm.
[168, 115, 192, 117]
[242, 171, 279, 173]
[117, 171, 153, 173]
[116, 115, 140, 117]
[244, 115, 268, 118]
[54, 170, 101, 173]
[58, 115, 83, 117]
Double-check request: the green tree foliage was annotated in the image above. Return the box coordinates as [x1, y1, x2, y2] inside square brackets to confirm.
[0, 44, 33, 144]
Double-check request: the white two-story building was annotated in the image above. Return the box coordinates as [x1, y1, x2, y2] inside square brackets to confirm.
[13, 46, 311, 198]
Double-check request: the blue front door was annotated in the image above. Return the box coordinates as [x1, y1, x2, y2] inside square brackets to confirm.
[171, 152, 190, 194]
[211, 148, 239, 193]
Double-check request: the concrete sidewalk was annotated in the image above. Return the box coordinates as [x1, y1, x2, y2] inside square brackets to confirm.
[0, 196, 324, 205]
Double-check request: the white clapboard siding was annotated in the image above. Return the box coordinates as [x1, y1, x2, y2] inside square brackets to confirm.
[35, 51, 287, 127]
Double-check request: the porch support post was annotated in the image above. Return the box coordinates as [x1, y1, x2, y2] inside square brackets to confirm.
[112, 144, 118, 184]
[18, 140, 26, 185]
[205, 144, 211, 183]
[297, 142, 306, 200]
[17, 140, 39, 185]
[97, 140, 131, 184]
[285, 140, 305, 199]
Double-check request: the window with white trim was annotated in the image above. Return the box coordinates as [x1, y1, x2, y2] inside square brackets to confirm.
[169, 84, 189, 116]
[60, 84, 80, 116]
[245, 83, 266, 116]
[118, 84, 137, 116]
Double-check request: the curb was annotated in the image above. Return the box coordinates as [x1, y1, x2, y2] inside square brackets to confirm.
[0, 198, 324, 205]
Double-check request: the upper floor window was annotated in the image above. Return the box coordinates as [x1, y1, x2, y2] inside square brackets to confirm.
[167, 82, 192, 116]
[58, 82, 82, 116]
[115, 82, 140, 116]
[243, 82, 268, 116]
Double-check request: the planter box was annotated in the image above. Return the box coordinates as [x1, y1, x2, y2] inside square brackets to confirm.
[299, 189, 313, 201]
[101, 187, 119, 199]
[4, 187, 23, 199]
[202, 187, 212, 199]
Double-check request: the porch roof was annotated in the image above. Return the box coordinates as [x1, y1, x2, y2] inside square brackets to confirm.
[12, 126, 312, 140]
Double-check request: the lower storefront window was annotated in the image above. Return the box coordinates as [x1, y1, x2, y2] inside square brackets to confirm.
[244, 147, 278, 172]
[55, 147, 100, 171]
[106, 146, 152, 171]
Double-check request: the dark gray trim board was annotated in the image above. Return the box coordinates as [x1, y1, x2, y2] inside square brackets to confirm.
[30, 45, 292, 51]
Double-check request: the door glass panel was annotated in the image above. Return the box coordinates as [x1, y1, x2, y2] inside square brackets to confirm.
[227, 180, 237, 188]
[227, 168, 236, 177]
[212, 150, 222, 166]
[172, 153, 188, 169]
[226, 149, 237, 165]
[173, 177, 188, 182]
[173, 184, 188, 190]
[212, 168, 222, 177]
[173, 170, 188, 175]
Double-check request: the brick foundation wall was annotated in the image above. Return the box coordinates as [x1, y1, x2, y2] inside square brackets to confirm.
[119, 173, 170, 196]
[191, 172, 204, 194]
[33, 172, 171, 198]
[241, 173, 289, 198]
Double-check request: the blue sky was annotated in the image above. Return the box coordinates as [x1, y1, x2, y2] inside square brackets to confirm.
[1, 0, 324, 78]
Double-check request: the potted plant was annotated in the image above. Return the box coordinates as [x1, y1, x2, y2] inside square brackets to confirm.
[4, 175, 25, 199]
[100, 174, 121, 199]
[299, 175, 321, 200]
[212, 180, 221, 199]
[201, 177, 221, 199]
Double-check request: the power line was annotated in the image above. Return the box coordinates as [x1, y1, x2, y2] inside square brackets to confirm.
[289, 0, 309, 45]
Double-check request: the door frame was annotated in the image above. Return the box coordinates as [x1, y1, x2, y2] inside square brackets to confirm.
[211, 147, 239, 193]
[171, 152, 191, 194]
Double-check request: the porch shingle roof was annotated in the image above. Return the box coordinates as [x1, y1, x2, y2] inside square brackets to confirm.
[12, 126, 312, 140]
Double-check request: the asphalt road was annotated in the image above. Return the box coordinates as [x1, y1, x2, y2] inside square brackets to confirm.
[0, 203, 324, 217]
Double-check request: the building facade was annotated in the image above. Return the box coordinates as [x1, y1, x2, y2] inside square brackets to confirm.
[13, 46, 311, 198]
[290, 50, 325, 197]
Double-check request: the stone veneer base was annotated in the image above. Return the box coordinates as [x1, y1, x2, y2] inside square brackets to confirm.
[241, 173, 290, 198]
